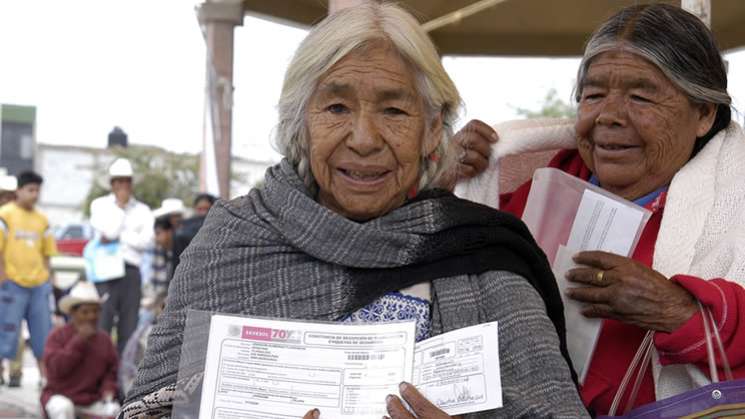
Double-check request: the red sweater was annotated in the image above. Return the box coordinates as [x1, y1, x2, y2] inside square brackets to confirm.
[501, 150, 745, 415]
[41, 323, 119, 407]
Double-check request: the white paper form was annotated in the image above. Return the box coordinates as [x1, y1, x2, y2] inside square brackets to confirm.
[413, 322, 502, 416]
[199, 315, 416, 419]
[566, 189, 646, 255]
[553, 245, 602, 384]
[559, 189, 647, 384]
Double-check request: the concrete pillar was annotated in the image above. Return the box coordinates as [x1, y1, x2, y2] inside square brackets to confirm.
[197, 1, 243, 199]
[681, 0, 711, 27]
[329, 0, 374, 14]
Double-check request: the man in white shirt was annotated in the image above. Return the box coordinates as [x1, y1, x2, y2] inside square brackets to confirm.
[89, 158, 153, 354]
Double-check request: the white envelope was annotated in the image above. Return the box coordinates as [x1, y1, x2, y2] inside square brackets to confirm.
[553, 244, 602, 385]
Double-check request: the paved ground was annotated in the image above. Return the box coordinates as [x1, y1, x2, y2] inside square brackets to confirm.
[0, 348, 42, 418]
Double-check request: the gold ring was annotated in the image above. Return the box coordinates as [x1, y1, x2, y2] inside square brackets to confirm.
[596, 270, 605, 283]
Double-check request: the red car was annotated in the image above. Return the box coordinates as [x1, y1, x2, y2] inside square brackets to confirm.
[55, 223, 93, 257]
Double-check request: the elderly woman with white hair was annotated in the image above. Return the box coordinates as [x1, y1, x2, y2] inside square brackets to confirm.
[457, 4, 745, 416]
[120, 3, 586, 419]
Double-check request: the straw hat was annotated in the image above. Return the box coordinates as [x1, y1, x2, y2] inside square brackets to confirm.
[59, 281, 102, 314]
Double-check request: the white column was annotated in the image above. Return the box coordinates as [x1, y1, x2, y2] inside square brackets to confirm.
[197, 1, 243, 199]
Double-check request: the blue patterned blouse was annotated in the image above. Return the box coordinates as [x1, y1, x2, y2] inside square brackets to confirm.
[343, 291, 432, 342]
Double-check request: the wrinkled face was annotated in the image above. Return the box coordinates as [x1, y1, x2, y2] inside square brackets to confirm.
[16, 183, 40, 208]
[194, 199, 213, 217]
[110, 177, 133, 203]
[576, 51, 716, 200]
[305, 43, 441, 221]
[70, 303, 100, 329]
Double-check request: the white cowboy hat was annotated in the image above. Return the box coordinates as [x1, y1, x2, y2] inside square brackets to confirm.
[59, 281, 102, 315]
[153, 198, 186, 218]
[108, 158, 134, 179]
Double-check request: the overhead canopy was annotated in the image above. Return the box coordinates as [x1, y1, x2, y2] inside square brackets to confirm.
[241, 0, 745, 56]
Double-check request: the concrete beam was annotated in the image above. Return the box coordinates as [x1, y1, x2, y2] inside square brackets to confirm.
[197, 2, 244, 26]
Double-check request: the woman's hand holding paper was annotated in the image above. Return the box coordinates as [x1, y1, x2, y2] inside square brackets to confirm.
[302, 382, 459, 419]
[385, 382, 459, 419]
[566, 251, 697, 333]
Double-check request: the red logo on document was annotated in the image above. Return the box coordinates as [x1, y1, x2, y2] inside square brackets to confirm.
[242, 326, 272, 341]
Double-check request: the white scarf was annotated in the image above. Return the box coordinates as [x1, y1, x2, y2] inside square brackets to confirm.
[456, 118, 745, 400]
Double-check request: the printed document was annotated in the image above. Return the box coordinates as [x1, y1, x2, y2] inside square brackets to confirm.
[199, 316, 415, 419]
[566, 189, 646, 255]
[198, 315, 502, 418]
[413, 322, 502, 416]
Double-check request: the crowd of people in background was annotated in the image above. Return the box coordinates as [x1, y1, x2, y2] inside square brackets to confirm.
[0, 158, 216, 418]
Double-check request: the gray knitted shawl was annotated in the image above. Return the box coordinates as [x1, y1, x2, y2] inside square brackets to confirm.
[122, 160, 582, 418]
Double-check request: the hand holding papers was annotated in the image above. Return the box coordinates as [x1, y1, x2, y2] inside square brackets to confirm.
[196, 315, 502, 419]
[522, 169, 651, 383]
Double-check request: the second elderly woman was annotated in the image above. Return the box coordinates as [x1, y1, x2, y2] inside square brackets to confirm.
[120, 3, 586, 419]
[457, 4, 745, 416]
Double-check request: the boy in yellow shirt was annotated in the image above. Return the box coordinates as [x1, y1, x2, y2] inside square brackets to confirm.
[0, 171, 57, 380]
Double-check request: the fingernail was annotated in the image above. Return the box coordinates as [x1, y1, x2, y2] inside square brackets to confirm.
[399, 381, 409, 392]
[313, 409, 320, 419]
[491, 132, 499, 141]
[386, 394, 395, 404]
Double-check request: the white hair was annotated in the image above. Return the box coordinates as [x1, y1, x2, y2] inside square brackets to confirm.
[274, 2, 462, 193]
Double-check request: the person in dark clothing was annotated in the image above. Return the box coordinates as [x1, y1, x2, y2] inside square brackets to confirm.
[151, 216, 174, 299]
[192, 193, 217, 218]
[170, 194, 217, 273]
[170, 216, 203, 274]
